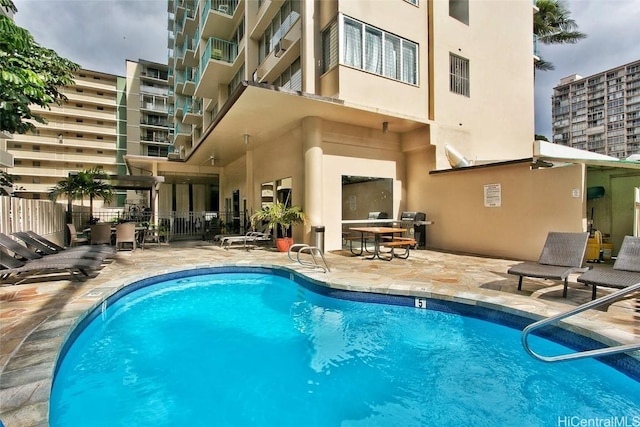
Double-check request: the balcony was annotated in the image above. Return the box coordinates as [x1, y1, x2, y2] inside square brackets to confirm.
[200, 0, 240, 40]
[140, 133, 171, 145]
[182, 98, 202, 125]
[140, 70, 169, 82]
[174, 96, 187, 119]
[140, 101, 169, 113]
[140, 119, 171, 129]
[179, 36, 198, 68]
[195, 37, 242, 99]
[181, 67, 198, 96]
[173, 0, 186, 28]
[173, 123, 191, 145]
[181, 4, 197, 36]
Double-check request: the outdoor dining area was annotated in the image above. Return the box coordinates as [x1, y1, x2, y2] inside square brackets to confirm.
[342, 211, 433, 261]
[69, 222, 163, 251]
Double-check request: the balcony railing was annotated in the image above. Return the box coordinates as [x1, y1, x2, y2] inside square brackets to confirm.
[201, 37, 238, 68]
[202, 0, 238, 21]
[183, 98, 202, 115]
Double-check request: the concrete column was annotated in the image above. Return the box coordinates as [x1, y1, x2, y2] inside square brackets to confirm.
[151, 162, 159, 224]
[245, 147, 254, 227]
[303, 117, 323, 236]
[301, 0, 316, 94]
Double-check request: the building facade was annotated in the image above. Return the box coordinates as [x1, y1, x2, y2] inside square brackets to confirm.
[551, 59, 640, 159]
[122, 0, 537, 250]
[6, 69, 123, 199]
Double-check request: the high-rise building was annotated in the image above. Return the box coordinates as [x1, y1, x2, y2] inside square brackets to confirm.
[551, 59, 640, 159]
[121, 0, 539, 246]
[125, 0, 538, 250]
[125, 60, 172, 159]
[7, 69, 123, 199]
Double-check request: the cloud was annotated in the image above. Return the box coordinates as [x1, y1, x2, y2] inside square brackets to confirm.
[13, 0, 168, 75]
[534, 0, 640, 139]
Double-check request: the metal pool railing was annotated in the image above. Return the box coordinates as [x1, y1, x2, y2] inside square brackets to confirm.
[521, 282, 640, 362]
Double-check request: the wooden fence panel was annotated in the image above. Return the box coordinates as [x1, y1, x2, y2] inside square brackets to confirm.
[0, 196, 66, 242]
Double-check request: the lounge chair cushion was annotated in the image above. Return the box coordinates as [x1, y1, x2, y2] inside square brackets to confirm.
[507, 262, 579, 281]
[537, 232, 589, 267]
[576, 269, 640, 290]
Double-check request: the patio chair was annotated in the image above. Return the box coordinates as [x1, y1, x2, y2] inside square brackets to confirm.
[1, 250, 103, 284]
[90, 223, 113, 246]
[507, 231, 590, 298]
[140, 225, 161, 250]
[115, 223, 137, 251]
[67, 224, 89, 246]
[12, 231, 115, 258]
[577, 236, 640, 300]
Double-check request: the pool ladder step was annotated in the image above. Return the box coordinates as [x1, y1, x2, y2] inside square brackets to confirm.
[287, 244, 331, 273]
[521, 282, 640, 362]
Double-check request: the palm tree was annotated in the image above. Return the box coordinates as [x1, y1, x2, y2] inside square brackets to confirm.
[534, 0, 586, 71]
[77, 167, 114, 223]
[49, 174, 83, 224]
[49, 167, 114, 225]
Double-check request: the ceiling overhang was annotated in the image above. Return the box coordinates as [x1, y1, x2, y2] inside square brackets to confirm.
[533, 140, 640, 170]
[184, 81, 431, 167]
[104, 174, 165, 191]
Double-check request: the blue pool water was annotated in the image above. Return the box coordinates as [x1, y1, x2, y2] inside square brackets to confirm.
[50, 271, 640, 426]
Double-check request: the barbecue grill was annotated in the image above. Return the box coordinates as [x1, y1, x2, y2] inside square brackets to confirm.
[400, 211, 427, 249]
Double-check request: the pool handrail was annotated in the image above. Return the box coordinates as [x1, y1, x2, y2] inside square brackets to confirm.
[521, 281, 640, 362]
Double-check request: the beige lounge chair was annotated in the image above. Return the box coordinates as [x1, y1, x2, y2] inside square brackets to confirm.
[577, 236, 640, 300]
[12, 231, 114, 258]
[1, 250, 102, 284]
[1, 232, 110, 262]
[507, 231, 590, 298]
[115, 223, 137, 251]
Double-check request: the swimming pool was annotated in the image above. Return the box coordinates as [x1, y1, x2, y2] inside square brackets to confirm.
[50, 267, 640, 426]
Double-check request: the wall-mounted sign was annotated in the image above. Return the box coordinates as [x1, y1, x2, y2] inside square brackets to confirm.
[484, 183, 501, 207]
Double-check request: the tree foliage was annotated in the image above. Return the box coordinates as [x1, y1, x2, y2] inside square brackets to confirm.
[534, 0, 586, 71]
[49, 167, 114, 223]
[0, 0, 80, 134]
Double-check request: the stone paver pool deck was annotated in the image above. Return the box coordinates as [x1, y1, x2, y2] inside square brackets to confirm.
[1, 241, 638, 426]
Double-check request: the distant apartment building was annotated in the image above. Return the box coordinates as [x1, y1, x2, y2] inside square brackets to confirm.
[125, 60, 172, 159]
[551, 59, 640, 159]
[6, 69, 124, 199]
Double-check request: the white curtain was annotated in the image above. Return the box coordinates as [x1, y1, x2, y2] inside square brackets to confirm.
[343, 19, 362, 68]
[175, 184, 190, 215]
[365, 28, 382, 74]
[384, 35, 400, 79]
[402, 41, 417, 84]
[192, 184, 206, 213]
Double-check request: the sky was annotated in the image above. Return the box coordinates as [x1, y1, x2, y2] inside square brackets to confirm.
[11, 0, 640, 140]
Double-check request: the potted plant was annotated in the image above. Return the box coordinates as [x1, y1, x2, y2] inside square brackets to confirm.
[250, 202, 307, 252]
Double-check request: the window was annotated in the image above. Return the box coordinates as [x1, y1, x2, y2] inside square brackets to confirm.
[257, 0, 300, 64]
[449, 53, 469, 97]
[343, 18, 362, 69]
[333, 15, 418, 85]
[273, 57, 301, 90]
[449, 0, 469, 25]
[321, 21, 338, 74]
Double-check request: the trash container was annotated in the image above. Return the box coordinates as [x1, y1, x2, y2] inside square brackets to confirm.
[312, 225, 325, 253]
